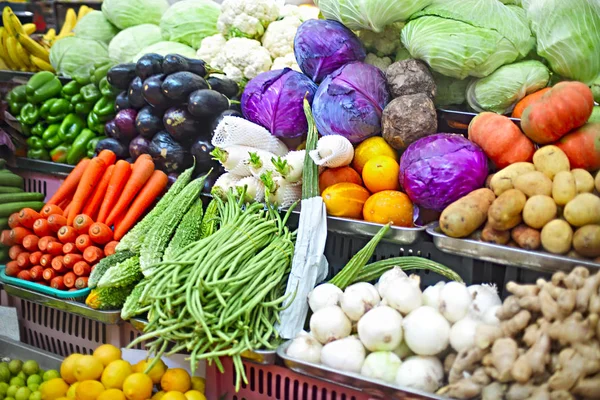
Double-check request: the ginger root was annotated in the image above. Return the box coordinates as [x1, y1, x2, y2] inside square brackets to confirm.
[572, 373, 600, 398]
[562, 267, 590, 290]
[501, 310, 531, 337]
[490, 338, 518, 383]
[576, 271, 600, 312]
[476, 324, 504, 349]
[497, 295, 522, 320]
[511, 333, 551, 383]
[437, 379, 482, 399]
[507, 282, 540, 297]
[449, 347, 487, 384]
[548, 348, 600, 391]
[482, 382, 506, 400]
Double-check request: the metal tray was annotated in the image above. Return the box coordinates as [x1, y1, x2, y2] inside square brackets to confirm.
[0, 336, 63, 371]
[427, 223, 600, 273]
[437, 108, 521, 134]
[14, 157, 74, 176]
[277, 341, 445, 400]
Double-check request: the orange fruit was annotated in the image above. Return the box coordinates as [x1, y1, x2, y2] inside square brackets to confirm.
[160, 369, 191, 393]
[122, 373, 153, 400]
[322, 183, 370, 219]
[352, 136, 398, 174]
[363, 191, 414, 227]
[93, 345, 121, 367]
[362, 156, 400, 193]
[61, 354, 83, 384]
[319, 166, 363, 193]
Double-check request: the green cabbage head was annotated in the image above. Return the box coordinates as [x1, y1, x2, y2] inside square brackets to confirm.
[433, 73, 470, 107]
[73, 11, 119, 44]
[108, 24, 163, 63]
[314, 0, 432, 32]
[133, 41, 197, 62]
[401, 0, 535, 79]
[50, 37, 110, 77]
[160, 0, 220, 49]
[523, 0, 600, 85]
[102, 0, 169, 30]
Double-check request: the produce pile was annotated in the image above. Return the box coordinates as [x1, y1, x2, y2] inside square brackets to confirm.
[0, 354, 59, 400]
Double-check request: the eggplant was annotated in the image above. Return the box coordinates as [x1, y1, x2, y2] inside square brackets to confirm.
[115, 91, 131, 112]
[162, 72, 209, 103]
[110, 109, 138, 142]
[107, 63, 137, 90]
[136, 53, 164, 80]
[128, 77, 146, 109]
[191, 137, 219, 174]
[148, 131, 192, 173]
[188, 89, 230, 119]
[135, 106, 164, 139]
[202, 166, 225, 192]
[207, 76, 239, 98]
[129, 135, 151, 160]
[96, 138, 129, 159]
[142, 74, 169, 110]
[162, 54, 208, 76]
[163, 106, 209, 143]
[105, 120, 117, 138]
[210, 109, 243, 134]
[167, 172, 179, 188]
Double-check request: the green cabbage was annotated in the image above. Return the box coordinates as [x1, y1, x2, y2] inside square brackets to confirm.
[49, 37, 110, 77]
[108, 24, 163, 63]
[160, 0, 220, 49]
[133, 41, 197, 62]
[466, 60, 550, 114]
[523, 0, 600, 85]
[401, 0, 535, 79]
[73, 11, 119, 44]
[314, 0, 432, 32]
[433, 73, 470, 107]
[102, 0, 169, 30]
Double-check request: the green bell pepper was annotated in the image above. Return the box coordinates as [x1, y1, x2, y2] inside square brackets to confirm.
[67, 128, 96, 165]
[75, 101, 94, 115]
[25, 71, 62, 104]
[90, 61, 114, 86]
[27, 148, 50, 161]
[99, 77, 120, 97]
[72, 64, 93, 85]
[26, 136, 45, 150]
[20, 123, 31, 137]
[61, 81, 82, 101]
[58, 113, 86, 144]
[86, 136, 106, 158]
[93, 96, 116, 117]
[70, 93, 83, 105]
[40, 98, 72, 123]
[87, 111, 105, 134]
[50, 145, 69, 163]
[81, 84, 101, 104]
[19, 103, 40, 125]
[42, 124, 62, 149]
[31, 122, 46, 137]
[7, 85, 27, 116]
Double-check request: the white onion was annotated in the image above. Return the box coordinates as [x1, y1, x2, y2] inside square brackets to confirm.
[395, 356, 444, 393]
[482, 305, 501, 326]
[357, 306, 403, 351]
[439, 282, 472, 323]
[376, 267, 408, 298]
[286, 331, 323, 364]
[422, 281, 445, 310]
[383, 277, 423, 315]
[308, 283, 343, 313]
[403, 306, 450, 356]
[321, 336, 366, 373]
[340, 282, 380, 321]
[360, 351, 402, 383]
[309, 305, 352, 344]
[392, 341, 414, 360]
[468, 284, 502, 319]
[449, 316, 481, 352]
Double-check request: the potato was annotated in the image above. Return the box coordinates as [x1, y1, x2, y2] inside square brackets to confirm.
[481, 222, 511, 245]
[511, 225, 541, 250]
[488, 189, 526, 231]
[596, 170, 600, 193]
[552, 171, 577, 206]
[514, 171, 552, 197]
[522, 195, 557, 229]
[439, 188, 496, 238]
[571, 169, 595, 194]
[541, 219, 573, 254]
[490, 162, 536, 196]
[573, 225, 600, 258]
[533, 145, 570, 179]
[563, 193, 600, 227]
[485, 174, 494, 190]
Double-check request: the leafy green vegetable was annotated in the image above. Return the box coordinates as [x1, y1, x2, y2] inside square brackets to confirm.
[108, 24, 163, 63]
[433, 72, 470, 107]
[102, 0, 169, 30]
[160, 0, 220, 49]
[73, 11, 119, 44]
[49, 37, 110, 78]
[133, 41, 196, 62]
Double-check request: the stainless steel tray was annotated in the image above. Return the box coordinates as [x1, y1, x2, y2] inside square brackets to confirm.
[3, 284, 122, 324]
[0, 336, 63, 371]
[14, 157, 74, 176]
[427, 223, 600, 273]
[277, 341, 445, 400]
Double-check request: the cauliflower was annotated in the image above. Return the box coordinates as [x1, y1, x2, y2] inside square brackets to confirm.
[197, 34, 228, 64]
[271, 53, 301, 72]
[209, 37, 272, 83]
[365, 53, 392, 72]
[262, 16, 302, 59]
[358, 23, 404, 58]
[279, 4, 320, 21]
[217, 0, 280, 39]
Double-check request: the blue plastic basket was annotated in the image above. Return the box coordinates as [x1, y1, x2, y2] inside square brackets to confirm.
[0, 266, 90, 300]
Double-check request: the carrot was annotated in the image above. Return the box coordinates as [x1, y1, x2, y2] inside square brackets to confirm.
[16, 252, 31, 269]
[75, 234, 92, 252]
[57, 226, 77, 244]
[89, 222, 113, 245]
[29, 251, 43, 265]
[40, 254, 53, 268]
[38, 236, 56, 252]
[50, 276, 65, 290]
[8, 245, 24, 260]
[62, 242, 79, 254]
[68, 158, 107, 226]
[33, 218, 52, 237]
[97, 150, 117, 167]
[75, 277, 89, 289]
[105, 157, 154, 226]
[73, 261, 91, 277]
[5, 261, 19, 277]
[83, 246, 103, 264]
[0, 230, 13, 246]
[22, 234, 40, 251]
[63, 272, 76, 288]
[47, 214, 67, 232]
[62, 203, 71, 217]
[47, 158, 90, 205]
[18, 208, 42, 229]
[103, 241, 118, 257]
[73, 214, 94, 236]
[51, 256, 66, 272]
[29, 265, 44, 281]
[10, 227, 32, 245]
[42, 268, 55, 281]
[97, 160, 132, 224]
[40, 204, 63, 218]
[82, 165, 114, 220]
[58, 198, 70, 211]
[8, 213, 20, 228]
[138, 154, 152, 162]
[46, 241, 64, 256]
[17, 270, 32, 281]
[63, 253, 83, 268]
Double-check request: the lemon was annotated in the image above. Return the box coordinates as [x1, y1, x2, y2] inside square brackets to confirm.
[60, 355, 83, 385]
[22, 361, 40, 376]
[73, 356, 103, 382]
[162, 392, 186, 400]
[97, 389, 126, 400]
[151, 391, 165, 400]
[190, 377, 204, 393]
[92, 345, 121, 368]
[122, 373, 153, 400]
[39, 378, 69, 400]
[66, 382, 79, 399]
[43, 371, 60, 382]
[184, 390, 206, 400]
[132, 359, 166, 385]
[75, 380, 104, 400]
[160, 369, 190, 393]
[100, 360, 132, 390]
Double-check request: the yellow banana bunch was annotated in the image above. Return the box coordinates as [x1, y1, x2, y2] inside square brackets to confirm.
[77, 5, 93, 22]
[56, 8, 77, 40]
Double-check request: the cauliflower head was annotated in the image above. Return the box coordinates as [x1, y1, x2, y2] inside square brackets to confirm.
[271, 53, 301, 72]
[358, 23, 404, 58]
[210, 37, 272, 83]
[217, 0, 280, 39]
[197, 34, 228, 64]
[279, 4, 320, 21]
[262, 16, 302, 59]
[365, 53, 392, 72]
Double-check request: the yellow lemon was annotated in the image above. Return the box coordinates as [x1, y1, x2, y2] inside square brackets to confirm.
[60, 355, 83, 384]
[162, 392, 187, 400]
[190, 377, 204, 393]
[97, 388, 126, 400]
[160, 369, 190, 393]
[75, 380, 105, 400]
[40, 378, 69, 400]
[92, 345, 122, 367]
[132, 359, 166, 384]
[66, 382, 79, 399]
[151, 391, 166, 400]
[122, 373, 153, 400]
[101, 360, 132, 390]
[73, 356, 104, 382]
[184, 390, 206, 400]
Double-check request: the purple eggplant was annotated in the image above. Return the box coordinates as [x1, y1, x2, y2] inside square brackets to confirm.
[109, 109, 138, 142]
[135, 106, 164, 139]
[129, 135, 151, 160]
[148, 131, 192, 173]
[191, 137, 219, 174]
[95, 138, 129, 159]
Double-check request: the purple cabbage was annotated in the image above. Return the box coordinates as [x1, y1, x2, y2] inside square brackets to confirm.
[312, 62, 389, 144]
[399, 134, 489, 212]
[242, 68, 318, 138]
[294, 19, 366, 83]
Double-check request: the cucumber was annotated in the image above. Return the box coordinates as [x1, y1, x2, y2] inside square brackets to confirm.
[0, 186, 22, 194]
[0, 217, 8, 229]
[0, 192, 44, 204]
[0, 173, 23, 188]
[0, 201, 44, 218]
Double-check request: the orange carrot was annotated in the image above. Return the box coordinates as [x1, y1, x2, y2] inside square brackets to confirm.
[5, 261, 19, 277]
[105, 157, 154, 226]
[8, 213, 20, 228]
[138, 154, 152, 162]
[113, 170, 167, 240]
[57, 226, 77, 244]
[62, 242, 79, 254]
[8, 245, 24, 260]
[47, 214, 67, 232]
[29, 265, 44, 281]
[97, 150, 117, 167]
[40, 254, 53, 268]
[58, 198, 70, 211]
[50, 276, 65, 290]
[63, 272, 76, 288]
[51, 256, 66, 272]
[38, 236, 56, 252]
[82, 165, 114, 220]
[16, 252, 31, 269]
[75, 277, 89, 289]
[40, 204, 63, 218]
[42, 268, 55, 281]
[10, 227, 32, 245]
[83, 246, 103, 264]
[47, 158, 90, 205]
[68, 158, 107, 226]
[33, 218, 52, 237]
[73, 261, 91, 277]
[97, 160, 132, 224]
[75, 234, 92, 252]
[22, 235, 39, 251]
[17, 270, 32, 281]
[29, 251, 42, 265]
[89, 222, 113, 245]
[62, 203, 71, 217]
[113, 212, 125, 229]
[103, 241, 118, 256]
[46, 241, 64, 256]
[73, 214, 94, 236]
[0, 230, 13, 246]
[63, 253, 83, 268]
[18, 208, 42, 229]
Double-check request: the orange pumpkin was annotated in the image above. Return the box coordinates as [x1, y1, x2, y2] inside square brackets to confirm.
[322, 183, 370, 219]
[363, 191, 414, 227]
[319, 166, 363, 193]
[511, 87, 551, 119]
[521, 82, 594, 144]
[555, 123, 600, 171]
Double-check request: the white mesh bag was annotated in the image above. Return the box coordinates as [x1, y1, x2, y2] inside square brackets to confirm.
[212, 116, 289, 156]
[309, 135, 354, 168]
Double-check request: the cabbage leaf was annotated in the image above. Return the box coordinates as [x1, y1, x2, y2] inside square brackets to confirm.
[50, 37, 110, 77]
[102, 0, 169, 30]
[133, 41, 197, 62]
[73, 11, 119, 44]
[108, 24, 163, 63]
[160, 0, 220, 49]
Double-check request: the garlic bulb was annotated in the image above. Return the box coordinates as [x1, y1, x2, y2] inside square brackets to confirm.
[309, 135, 354, 168]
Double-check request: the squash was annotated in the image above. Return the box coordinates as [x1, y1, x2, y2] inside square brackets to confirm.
[555, 123, 600, 171]
[521, 82, 594, 144]
[511, 87, 551, 119]
[468, 112, 535, 169]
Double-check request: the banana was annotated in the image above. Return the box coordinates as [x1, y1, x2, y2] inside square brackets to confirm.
[43, 28, 56, 41]
[23, 23, 36, 35]
[7, 10, 24, 35]
[15, 40, 32, 69]
[30, 55, 54, 72]
[0, 27, 17, 70]
[77, 5, 91, 21]
[58, 8, 77, 38]
[5, 36, 24, 70]
[0, 57, 8, 70]
[17, 33, 49, 62]
[2, 7, 14, 36]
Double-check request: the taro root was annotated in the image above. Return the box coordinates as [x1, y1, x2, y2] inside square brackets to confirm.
[385, 59, 436, 99]
[382, 93, 437, 150]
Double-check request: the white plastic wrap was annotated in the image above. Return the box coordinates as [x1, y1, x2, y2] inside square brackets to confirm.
[235, 176, 265, 202]
[309, 135, 354, 168]
[212, 172, 243, 197]
[212, 116, 289, 156]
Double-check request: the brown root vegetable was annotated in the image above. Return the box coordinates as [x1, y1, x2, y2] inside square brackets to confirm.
[482, 221, 511, 244]
[482, 382, 506, 400]
[573, 224, 600, 258]
[548, 348, 600, 391]
[514, 171, 553, 197]
[533, 145, 571, 180]
[507, 282, 540, 297]
[561, 267, 589, 289]
[437, 379, 483, 399]
[522, 195, 557, 229]
[501, 310, 531, 337]
[488, 189, 527, 231]
[490, 162, 536, 196]
[381, 93, 437, 150]
[490, 338, 518, 382]
[576, 270, 600, 312]
[552, 171, 577, 206]
[511, 225, 541, 250]
[548, 313, 597, 345]
[497, 295, 522, 320]
[549, 390, 575, 400]
[476, 324, 504, 349]
[439, 188, 496, 238]
[541, 219, 573, 255]
[385, 59, 436, 99]
[506, 383, 537, 400]
[572, 374, 600, 398]
[449, 347, 487, 384]
[511, 333, 550, 383]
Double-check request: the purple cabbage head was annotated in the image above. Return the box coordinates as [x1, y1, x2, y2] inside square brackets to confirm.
[242, 68, 318, 138]
[294, 19, 366, 83]
[312, 62, 389, 144]
[399, 134, 489, 212]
